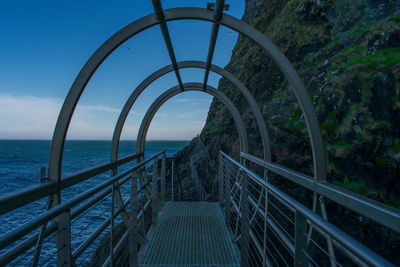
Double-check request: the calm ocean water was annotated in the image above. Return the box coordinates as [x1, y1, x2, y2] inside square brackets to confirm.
[0, 140, 188, 265]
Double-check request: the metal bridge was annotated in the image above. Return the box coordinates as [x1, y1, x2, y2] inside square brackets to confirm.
[0, 0, 399, 266]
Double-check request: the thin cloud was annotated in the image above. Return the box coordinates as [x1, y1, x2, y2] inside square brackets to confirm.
[0, 93, 208, 140]
[80, 104, 120, 113]
[0, 93, 122, 139]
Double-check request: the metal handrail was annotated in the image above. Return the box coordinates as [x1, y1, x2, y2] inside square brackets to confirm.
[0, 151, 165, 266]
[240, 152, 400, 232]
[0, 152, 143, 215]
[190, 156, 207, 201]
[220, 151, 395, 267]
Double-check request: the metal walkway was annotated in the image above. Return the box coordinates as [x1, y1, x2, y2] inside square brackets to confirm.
[140, 202, 240, 267]
[1, 0, 400, 266]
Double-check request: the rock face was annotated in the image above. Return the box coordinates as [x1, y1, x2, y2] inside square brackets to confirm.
[175, 0, 400, 262]
[297, 0, 333, 25]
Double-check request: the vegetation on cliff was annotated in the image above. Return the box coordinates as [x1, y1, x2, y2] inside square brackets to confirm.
[176, 0, 399, 261]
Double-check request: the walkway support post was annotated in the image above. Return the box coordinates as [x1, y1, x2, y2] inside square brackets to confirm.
[240, 172, 249, 267]
[161, 152, 166, 208]
[171, 158, 174, 202]
[295, 210, 309, 266]
[55, 210, 72, 267]
[129, 171, 139, 267]
[224, 162, 231, 227]
[152, 157, 159, 224]
[218, 153, 224, 207]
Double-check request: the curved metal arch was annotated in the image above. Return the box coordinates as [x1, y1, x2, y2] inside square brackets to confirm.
[49, 7, 326, 192]
[124, 82, 249, 225]
[110, 60, 271, 165]
[135, 83, 248, 155]
[109, 61, 266, 223]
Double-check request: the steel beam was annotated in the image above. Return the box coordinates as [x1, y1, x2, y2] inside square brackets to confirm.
[151, 0, 184, 91]
[202, 0, 225, 90]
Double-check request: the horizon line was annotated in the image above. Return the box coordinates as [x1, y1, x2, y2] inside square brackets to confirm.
[0, 139, 191, 142]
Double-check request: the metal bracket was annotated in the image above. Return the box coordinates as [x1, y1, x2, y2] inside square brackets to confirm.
[207, 3, 230, 11]
[40, 166, 48, 183]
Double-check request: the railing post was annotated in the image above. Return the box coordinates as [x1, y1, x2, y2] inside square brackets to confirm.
[129, 171, 138, 267]
[295, 210, 309, 266]
[218, 153, 224, 207]
[32, 167, 51, 267]
[161, 152, 166, 208]
[240, 172, 249, 267]
[224, 157, 230, 227]
[171, 157, 174, 201]
[110, 183, 115, 267]
[263, 188, 269, 267]
[55, 210, 72, 267]
[152, 157, 159, 224]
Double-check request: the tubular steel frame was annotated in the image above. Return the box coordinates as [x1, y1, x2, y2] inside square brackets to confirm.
[135, 83, 248, 156]
[1, 1, 399, 266]
[48, 6, 326, 188]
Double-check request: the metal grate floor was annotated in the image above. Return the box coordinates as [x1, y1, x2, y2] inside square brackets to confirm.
[140, 202, 240, 267]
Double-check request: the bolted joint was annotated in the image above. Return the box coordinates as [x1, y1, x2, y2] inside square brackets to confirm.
[207, 1, 230, 21]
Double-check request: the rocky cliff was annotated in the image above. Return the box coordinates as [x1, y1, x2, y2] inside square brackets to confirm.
[175, 0, 400, 261]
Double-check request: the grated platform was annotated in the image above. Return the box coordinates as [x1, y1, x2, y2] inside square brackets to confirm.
[140, 202, 240, 267]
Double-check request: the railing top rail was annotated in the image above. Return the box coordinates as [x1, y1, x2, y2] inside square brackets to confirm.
[220, 151, 395, 267]
[0, 152, 145, 215]
[0, 151, 165, 250]
[239, 152, 400, 232]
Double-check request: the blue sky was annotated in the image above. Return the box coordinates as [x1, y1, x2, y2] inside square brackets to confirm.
[0, 0, 244, 140]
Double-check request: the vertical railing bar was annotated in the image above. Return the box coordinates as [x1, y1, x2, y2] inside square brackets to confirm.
[263, 187, 269, 267]
[240, 172, 249, 267]
[152, 157, 159, 224]
[31, 199, 52, 267]
[110, 183, 114, 267]
[161, 152, 166, 208]
[171, 157, 174, 201]
[129, 171, 138, 267]
[31, 167, 52, 267]
[319, 196, 337, 267]
[219, 153, 223, 207]
[55, 209, 72, 266]
[137, 167, 145, 238]
[295, 209, 309, 266]
[224, 157, 231, 227]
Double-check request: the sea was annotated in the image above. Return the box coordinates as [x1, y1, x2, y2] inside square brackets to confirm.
[0, 140, 188, 266]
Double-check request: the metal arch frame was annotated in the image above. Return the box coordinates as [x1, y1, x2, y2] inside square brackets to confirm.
[110, 60, 271, 165]
[48, 7, 326, 200]
[135, 83, 248, 155]
[109, 60, 270, 223]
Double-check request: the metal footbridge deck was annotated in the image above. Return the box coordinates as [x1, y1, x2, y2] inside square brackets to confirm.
[140, 202, 239, 266]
